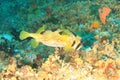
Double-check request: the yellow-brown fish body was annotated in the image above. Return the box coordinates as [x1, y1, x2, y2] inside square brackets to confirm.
[20, 27, 82, 52]
[29, 30, 66, 47]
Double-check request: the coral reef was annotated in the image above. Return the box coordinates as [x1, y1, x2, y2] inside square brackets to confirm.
[0, 39, 120, 80]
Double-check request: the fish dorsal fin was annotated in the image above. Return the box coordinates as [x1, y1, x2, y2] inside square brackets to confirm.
[59, 29, 72, 35]
[60, 24, 72, 35]
[36, 25, 45, 34]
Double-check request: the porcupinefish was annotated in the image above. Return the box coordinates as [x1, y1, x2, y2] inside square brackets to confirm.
[19, 25, 82, 52]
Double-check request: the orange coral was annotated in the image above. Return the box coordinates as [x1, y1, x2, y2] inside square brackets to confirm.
[98, 7, 111, 24]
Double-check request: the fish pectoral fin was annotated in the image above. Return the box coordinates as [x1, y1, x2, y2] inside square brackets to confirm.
[64, 45, 74, 52]
[30, 39, 39, 48]
[36, 25, 45, 34]
[19, 31, 29, 40]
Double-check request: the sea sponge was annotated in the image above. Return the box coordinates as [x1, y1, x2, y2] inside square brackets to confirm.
[98, 7, 111, 24]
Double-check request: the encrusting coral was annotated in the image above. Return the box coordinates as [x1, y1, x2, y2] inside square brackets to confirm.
[98, 7, 111, 24]
[0, 38, 120, 80]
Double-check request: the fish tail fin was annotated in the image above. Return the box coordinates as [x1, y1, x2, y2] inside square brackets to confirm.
[19, 31, 30, 40]
[30, 39, 39, 48]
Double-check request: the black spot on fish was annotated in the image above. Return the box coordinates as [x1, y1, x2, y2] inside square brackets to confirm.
[40, 31, 46, 34]
[75, 41, 81, 50]
[59, 31, 64, 35]
[71, 32, 77, 36]
[71, 40, 75, 47]
[51, 28, 58, 32]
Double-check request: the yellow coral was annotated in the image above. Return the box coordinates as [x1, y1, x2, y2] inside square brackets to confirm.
[37, 71, 49, 80]
[74, 55, 83, 66]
